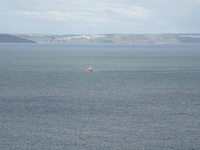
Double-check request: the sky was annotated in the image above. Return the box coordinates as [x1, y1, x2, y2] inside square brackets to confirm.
[0, 0, 200, 34]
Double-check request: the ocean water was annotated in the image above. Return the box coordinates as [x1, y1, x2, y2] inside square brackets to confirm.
[0, 43, 200, 150]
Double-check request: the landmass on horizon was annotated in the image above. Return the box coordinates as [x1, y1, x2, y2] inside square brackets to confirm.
[1, 33, 200, 43]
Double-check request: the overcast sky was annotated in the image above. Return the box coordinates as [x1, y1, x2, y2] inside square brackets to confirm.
[0, 0, 200, 34]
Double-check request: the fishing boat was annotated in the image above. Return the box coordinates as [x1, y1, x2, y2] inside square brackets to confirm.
[86, 67, 93, 72]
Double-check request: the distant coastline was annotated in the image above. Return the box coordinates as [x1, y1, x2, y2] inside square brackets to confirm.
[1, 33, 200, 43]
[0, 34, 36, 43]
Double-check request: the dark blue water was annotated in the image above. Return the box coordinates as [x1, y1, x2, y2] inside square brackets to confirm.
[0, 43, 200, 150]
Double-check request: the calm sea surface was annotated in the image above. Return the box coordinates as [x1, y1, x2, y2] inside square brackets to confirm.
[0, 43, 200, 150]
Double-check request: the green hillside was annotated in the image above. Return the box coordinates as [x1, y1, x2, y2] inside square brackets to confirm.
[0, 34, 36, 43]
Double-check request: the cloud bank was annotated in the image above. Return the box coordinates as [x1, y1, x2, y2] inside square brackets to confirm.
[0, 0, 200, 34]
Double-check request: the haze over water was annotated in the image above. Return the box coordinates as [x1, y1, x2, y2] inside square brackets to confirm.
[0, 43, 200, 150]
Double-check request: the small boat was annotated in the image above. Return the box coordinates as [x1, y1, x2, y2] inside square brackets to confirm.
[86, 67, 93, 72]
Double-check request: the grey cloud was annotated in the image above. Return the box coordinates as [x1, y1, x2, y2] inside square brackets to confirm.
[0, 0, 200, 34]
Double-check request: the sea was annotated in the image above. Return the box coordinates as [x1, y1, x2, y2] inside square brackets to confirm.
[0, 43, 200, 150]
